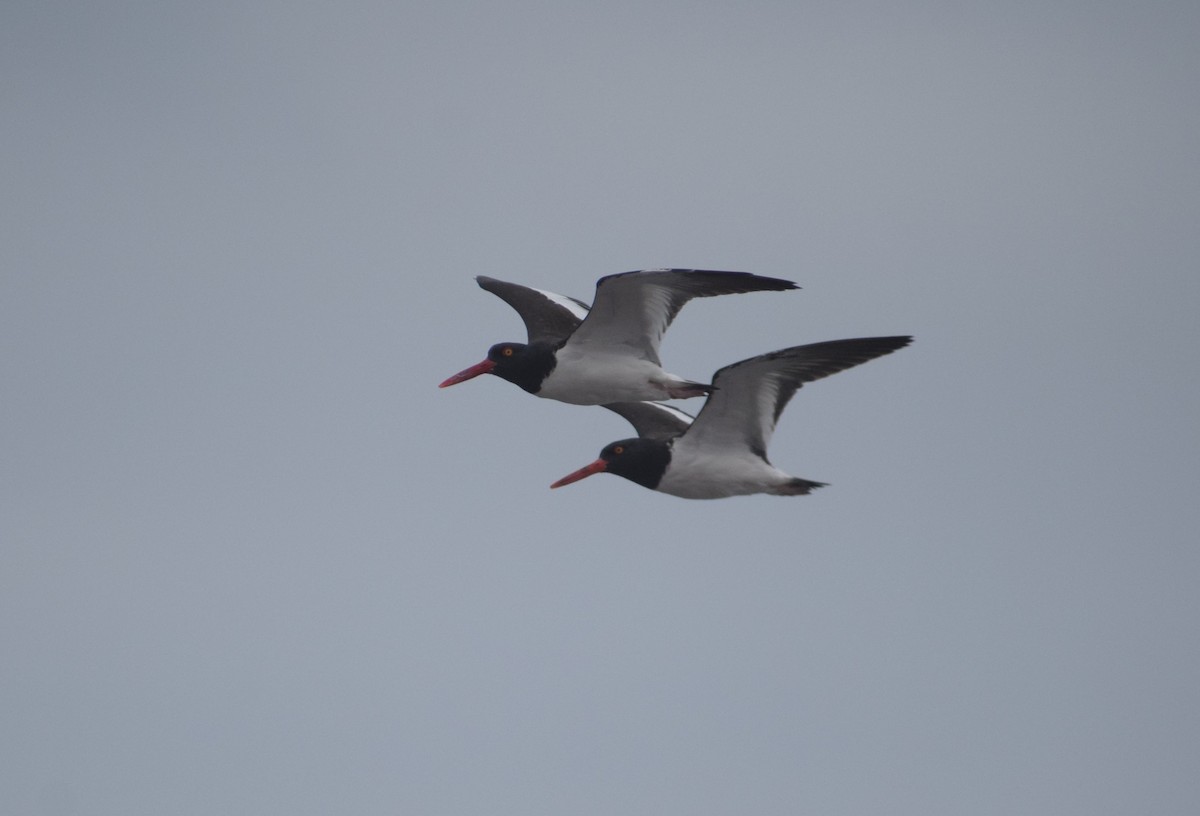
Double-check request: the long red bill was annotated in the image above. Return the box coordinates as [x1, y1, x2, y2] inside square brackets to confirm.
[549, 459, 608, 489]
[438, 359, 495, 388]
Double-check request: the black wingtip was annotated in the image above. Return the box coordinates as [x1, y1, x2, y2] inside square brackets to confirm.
[683, 269, 800, 294]
[599, 269, 799, 293]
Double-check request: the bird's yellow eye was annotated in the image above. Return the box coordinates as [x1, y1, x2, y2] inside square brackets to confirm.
[613, 445, 624, 455]
[503, 347, 514, 357]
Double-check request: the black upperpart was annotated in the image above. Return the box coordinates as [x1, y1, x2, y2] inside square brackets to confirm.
[486, 342, 558, 394]
[599, 437, 672, 490]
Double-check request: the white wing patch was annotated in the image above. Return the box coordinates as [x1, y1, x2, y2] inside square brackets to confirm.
[639, 283, 678, 356]
[752, 373, 785, 450]
[647, 402, 695, 428]
[681, 357, 786, 456]
[533, 287, 589, 321]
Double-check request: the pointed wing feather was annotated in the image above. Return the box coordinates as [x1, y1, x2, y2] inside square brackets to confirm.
[475, 276, 589, 345]
[602, 401, 694, 440]
[565, 269, 797, 365]
[682, 337, 913, 457]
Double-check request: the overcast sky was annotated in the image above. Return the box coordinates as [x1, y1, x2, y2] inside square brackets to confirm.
[3, 2, 1198, 814]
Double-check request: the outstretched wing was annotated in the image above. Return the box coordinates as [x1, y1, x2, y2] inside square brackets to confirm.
[475, 276, 589, 345]
[564, 269, 797, 365]
[682, 337, 912, 458]
[602, 401, 694, 440]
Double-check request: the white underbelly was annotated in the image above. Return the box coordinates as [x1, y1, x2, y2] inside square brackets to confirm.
[656, 449, 791, 499]
[538, 353, 672, 404]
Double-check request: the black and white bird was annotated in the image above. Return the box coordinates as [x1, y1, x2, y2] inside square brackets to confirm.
[550, 336, 912, 499]
[438, 269, 797, 404]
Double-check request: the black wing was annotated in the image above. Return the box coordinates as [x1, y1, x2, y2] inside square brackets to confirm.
[602, 401, 694, 440]
[475, 276, 590, 345]
[682, 336, 913, 456]
[566, 269, 798, 365]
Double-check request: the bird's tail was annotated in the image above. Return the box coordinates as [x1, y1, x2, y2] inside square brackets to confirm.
[664, 380, 714, 399]
[771, 477, 828, 496]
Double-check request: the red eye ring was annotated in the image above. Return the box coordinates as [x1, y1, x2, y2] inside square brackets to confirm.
[503, 347, 514, 357]
[613, 445, 624, 455]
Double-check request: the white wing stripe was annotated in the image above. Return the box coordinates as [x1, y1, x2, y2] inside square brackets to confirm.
[534, 287, 589, 320]
[650, 402, 695, 426]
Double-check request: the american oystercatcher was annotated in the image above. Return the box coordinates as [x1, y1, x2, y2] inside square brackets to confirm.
[550, 336, 912, 498]
[439, 269, 798, 404]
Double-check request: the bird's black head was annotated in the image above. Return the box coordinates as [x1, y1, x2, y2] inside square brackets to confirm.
[551, 437, 671, 492]
[484, 342, 555, 393]
[439, 341, 555, 394]
[485, 341, 525, 364]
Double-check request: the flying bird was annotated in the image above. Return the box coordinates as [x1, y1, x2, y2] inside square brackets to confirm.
[550, 336, 912, 499]
[438, 269, 798, 404]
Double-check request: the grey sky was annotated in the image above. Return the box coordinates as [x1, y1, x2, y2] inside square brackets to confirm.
[3, 2, 1198, 814]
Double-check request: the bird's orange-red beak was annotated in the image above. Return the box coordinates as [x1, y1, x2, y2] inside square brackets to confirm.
[438, 359, 495, 387]
[549, 459, 608, 489]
